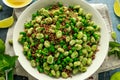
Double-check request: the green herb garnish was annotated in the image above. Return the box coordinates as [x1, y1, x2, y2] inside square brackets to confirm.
[108, 41, 120, 59]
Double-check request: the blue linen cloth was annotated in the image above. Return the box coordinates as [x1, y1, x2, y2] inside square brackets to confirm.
[0, 0, 13, 41]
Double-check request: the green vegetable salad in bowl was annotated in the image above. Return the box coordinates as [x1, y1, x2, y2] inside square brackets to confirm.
[13, 0, 109, 80]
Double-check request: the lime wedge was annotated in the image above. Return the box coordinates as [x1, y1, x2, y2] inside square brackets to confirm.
[110, 72, 120, 80]
[0, 16, 14, 28]
[0, 39, 5, 54]
[113, 0, 120, 17]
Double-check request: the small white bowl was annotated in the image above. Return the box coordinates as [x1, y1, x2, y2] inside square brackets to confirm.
[2, 0, 32, 8]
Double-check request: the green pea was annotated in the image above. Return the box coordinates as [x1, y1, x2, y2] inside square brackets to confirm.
[49, 45, 55, 52]
[59, 65, 63, 70]
[27, 28, 33, 35]
[76, 21, 82, 27]
[57, 47, 64, 53]
[56, 30, 62, 38]
[56, 21, 60, 28]
[66, 36, 71, 42]
[73, 27, 79, 33]
[80, 67, 87, 72]
[92, 45, 97, 51]
[63, 45, 67, 49]
[44, 40, 50, 48]
[40, 38, 44, 43]
[69, 40, 76, 46]
[82, 58, 87, 66]
[68, 63, 73, 68]
[88, 51, 93, 58]
[77, 31, 83, 39]
[72, 47, 76, 51]
[111, 31, 117, 40]
[31, 60, 36, 67]
[51, 70, 56, 76]
[70, 18, 76, 24]
[73, 68, 79, 74]
[69, 50, 72, 55]
[86, 45, 92, 52]
[75, 44, 82, 50]
[83, 34, 87, 42]
[43, 48, 48, 53]
[45, 17, 52, 24]
[44, 66, 50, 70]
[58, 18, 63, 23]
[82, 49, 88, 55]
[23, 45, 29, 52]
[66, 26, 71, 32]
[50, 64, 54, 69]
[71, 51, 78, 59]
[66, 56, 71, 61]
[49, 72, 53, 77]
[74, 61, 81, 67]
[24, 22, 31, 28]
[73, 33, 78, 38]
[47, 55, 54, 64]
[56, 71, 60, 78]
[78, 8, 84, 15]
[73, 5, 80, 9]
[59, 53, 64, 58]
[45, 35, 49, 39]
[27, 51, 32, 60]
[64, 51, 69, 56]
[65, 23, 70, 28]
[55, 52, 60, 58]
[57, 60, 61, 64]
[85, 13, 92, 20]
[73, 58, 79, 62]
[117, 24, 120, 30]
[79, 56, 83, 61]
[95, 25, 100, 31]
[87, 58, 92, 65]
[86, 26, 94, 32]
[76, 39, 83, 44]
[37, 66, 44, 73]
[60, 40, 65, 45]
[90, 37, 95, 43]
[79, 50, 83, 56]
[62, 72, 68, 78]
[54, 64, 59, 71]
[66, 65, 72, 70]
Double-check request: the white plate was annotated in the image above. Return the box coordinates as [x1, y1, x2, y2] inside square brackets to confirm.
[13, 0, 109, 80]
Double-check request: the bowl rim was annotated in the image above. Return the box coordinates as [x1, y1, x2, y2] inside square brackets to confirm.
[13, 0, 109, 80]
[2, 0, 32, 8]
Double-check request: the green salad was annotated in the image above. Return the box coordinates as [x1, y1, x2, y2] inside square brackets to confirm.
[18, 2, 101, 78]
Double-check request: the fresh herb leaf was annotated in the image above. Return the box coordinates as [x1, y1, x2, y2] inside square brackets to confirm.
[116, 51, 120, 59]
[0, 54, 18, 71]
[8, 69, 14, 80]
[0, 59, 10, 71]
[0, 54, 18, 80]
[109, 41, 120, 47]
[108, 41, 120, 59]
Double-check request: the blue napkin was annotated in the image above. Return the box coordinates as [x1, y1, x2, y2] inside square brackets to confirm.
[0, 1, 13, 41]
[99, 68, 120, 80]
[0, 0, 13, 20]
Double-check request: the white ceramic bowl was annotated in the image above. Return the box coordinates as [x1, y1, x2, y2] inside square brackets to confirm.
[2, 0, 32, 8]
[13, 0, 109, 80]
